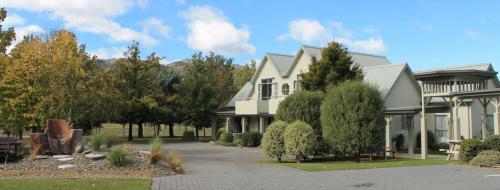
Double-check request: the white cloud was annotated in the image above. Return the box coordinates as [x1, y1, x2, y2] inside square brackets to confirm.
[176, 0, 186, 5]
[140, 18, 171, 38]
[7, 24, 45, 53]
[90, 47, 127, 59]
[278, 19, 387, 53]
[180, 5, 256, 56]
[3, 13, 25, 26]
[0, 0, 158, 46]
[277, 19, 329, 43]
[466, 30, 481, 38]
[362, 26, 378, 33]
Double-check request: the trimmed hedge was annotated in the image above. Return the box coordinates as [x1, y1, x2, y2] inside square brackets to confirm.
[182, 131, 195, 141]
[261, 121, 287, 162]
[284, 120, 317, 163]
[460, 139, 482, 162]
[484, 135, 500, 151]
[219, 132, 234, 143]
[240, 131, 262, 147]
[470, 150, 500, 167]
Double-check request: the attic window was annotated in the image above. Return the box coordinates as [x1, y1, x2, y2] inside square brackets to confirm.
[282, 83, 290, 95]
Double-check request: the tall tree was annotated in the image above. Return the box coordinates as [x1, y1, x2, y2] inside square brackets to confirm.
[0, 8, 16, 55]
[158, 66, 182, 137]
[234, 60, 256, 89]
[113, 41, 162, 141]
[177, 52, 235, 139]
[300, 42, 363, 92]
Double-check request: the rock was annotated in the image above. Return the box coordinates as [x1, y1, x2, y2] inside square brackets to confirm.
[139, 150, 151, 155]
[53, 155, 71, 159]
[57, 157, 74, 162]
[58, 164, 76, 169]
[85, 153, 105, 160]
[35, 155, 49, 160]
[82, 150, 91, 154]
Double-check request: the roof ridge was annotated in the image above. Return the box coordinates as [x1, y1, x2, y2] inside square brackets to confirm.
[416, 63, 491, 72]
[266, 52, 294, 57]
[301, 44, 386, 58]
[363, 63, 404, 70]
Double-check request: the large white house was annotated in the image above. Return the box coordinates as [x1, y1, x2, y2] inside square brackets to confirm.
[218, 45, 500, 159]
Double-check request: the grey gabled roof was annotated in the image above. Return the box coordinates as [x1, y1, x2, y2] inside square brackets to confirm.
[266, 53, 295, 76]
[301, 45, 391, 68]
[226, 82, 253, 107]
[363, 64, 408, 98]
[415, 63, 492, 73]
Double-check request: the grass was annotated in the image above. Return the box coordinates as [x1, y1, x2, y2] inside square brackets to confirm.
[0, 178, 151, 190]
[262, 158, 455, 172]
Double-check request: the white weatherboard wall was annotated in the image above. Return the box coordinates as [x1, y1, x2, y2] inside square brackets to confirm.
[384, 70, 421, 109]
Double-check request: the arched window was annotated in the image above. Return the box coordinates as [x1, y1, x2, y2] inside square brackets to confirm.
[282, 83, 290, 95]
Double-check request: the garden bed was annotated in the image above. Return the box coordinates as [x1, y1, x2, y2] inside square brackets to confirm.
[0, 147, 178, 179]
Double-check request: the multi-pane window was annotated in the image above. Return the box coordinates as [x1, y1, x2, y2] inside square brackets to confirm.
[293, 80, 300, 91]
[259, 78, 273, 100]
[435, 115, 448, 138]
[488, 114, 494, 135]
[282, 83, 290, 95]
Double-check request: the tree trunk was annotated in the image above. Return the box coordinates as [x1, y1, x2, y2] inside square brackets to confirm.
[168, 122, 174, 137]
[17, 129, 23, 140]
[128, 122, 133, 141]
[195, 127, 199, 140]
[203, 127, 206, 137]
[138, 122, 144, 138]
[156, 124, 161, 136]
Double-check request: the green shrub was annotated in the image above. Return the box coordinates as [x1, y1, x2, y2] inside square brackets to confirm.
[416, 130, 437, 150]
[90, 132, 105, 151]
[150, 138, 163, 164]
[215, 130, 224, 140]
[469, 150, 500, 167]
[107, 146, 129, 167]
[183, 131, 195, 141]
[484, 135, 500, 151]
[233, 133, 242, 145]
[276, 90, 325, 154]
[460, 139, 483, 163]
[240, 131, 262, 147]
[392, 134, 404, 151]
[321, 81, 385, 159]
[284, 120, 317, 163]
[261, 121, 287, 162]
[219, 132, 234, 143]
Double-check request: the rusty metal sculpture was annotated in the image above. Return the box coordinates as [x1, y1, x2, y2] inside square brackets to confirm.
[30, 120, 83, 155]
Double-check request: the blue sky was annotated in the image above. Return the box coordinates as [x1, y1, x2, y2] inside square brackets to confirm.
[1, 0, 500, 70]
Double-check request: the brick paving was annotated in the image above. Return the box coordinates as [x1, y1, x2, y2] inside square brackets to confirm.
[149, 143, 500, 190]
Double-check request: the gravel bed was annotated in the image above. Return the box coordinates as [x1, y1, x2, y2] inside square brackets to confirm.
[0, 147, 177, 177]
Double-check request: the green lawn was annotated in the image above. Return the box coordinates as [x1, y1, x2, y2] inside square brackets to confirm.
[0, 178, 151, 190]
[262, 158, 455, 171]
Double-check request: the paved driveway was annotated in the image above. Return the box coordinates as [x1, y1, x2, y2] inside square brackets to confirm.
[151, 142, 500, 190]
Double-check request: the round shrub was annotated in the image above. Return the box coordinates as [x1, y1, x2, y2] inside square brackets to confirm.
[183, 131, 195, 141]
[484, 135, 500, 151]
[240, 131, 262, 147]
[233, 133, 242, 145]
[276, 91, 325, 154]
[90, 132, 105, 151]
[469, 150, 500, 167]
[107, 147, 129, 167]
[215, 130, 224, 140]
[320, 81, 385, 159]
[416, 130, 437, 150]
[219, 132, 234, 143]
[261, 121, 287, 162]
[284, 120, 317, 163]
[460, 139, 482, 163]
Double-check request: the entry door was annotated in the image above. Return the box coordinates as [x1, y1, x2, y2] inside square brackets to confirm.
[435, 115, 448, 142]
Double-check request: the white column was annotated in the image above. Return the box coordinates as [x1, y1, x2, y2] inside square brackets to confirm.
[241, 117, 247, 133]
[480, 99, 489, 140]
[225, 117, 230, 132]
[421, 97, 428, 159]
[385, 115, 392, 155]
[408, 115, 415, 154]
[259, 116, 265, 134]
[452, 99, 461, 160]
[494, 98, 500, 135]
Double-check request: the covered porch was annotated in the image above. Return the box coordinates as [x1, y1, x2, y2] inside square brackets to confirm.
[414, 69, 500, 159]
